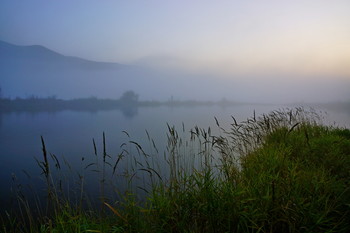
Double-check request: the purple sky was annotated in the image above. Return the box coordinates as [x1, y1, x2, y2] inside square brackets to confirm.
[1, 1, 349, 76]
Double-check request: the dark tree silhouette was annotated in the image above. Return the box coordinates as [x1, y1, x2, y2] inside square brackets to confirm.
[119, 90, 139, 104]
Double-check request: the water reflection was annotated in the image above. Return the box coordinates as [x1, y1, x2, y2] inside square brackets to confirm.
[319, 102, 350, 116]
[0, 104, 349, 214]
[0, 104, 139, 118]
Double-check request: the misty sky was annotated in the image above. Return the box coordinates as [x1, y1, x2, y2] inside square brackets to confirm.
[1, 0, 350, 102]
[1, 1, 349, 75]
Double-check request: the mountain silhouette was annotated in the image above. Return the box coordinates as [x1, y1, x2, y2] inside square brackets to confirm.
[0, 40, 152, 99]
[0, 40, 126, 70]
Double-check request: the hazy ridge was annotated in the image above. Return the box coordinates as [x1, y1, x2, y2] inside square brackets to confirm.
[1, 40, 349, 103]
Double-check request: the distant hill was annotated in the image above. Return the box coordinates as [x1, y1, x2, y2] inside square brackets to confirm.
[0, 40, 125, 70]
[0, 40, 219, 101]
[0, 40, 154, 99]
[2, 40, 347, 103]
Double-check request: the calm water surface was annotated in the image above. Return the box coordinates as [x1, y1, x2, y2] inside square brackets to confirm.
[0, 105, 349, 209]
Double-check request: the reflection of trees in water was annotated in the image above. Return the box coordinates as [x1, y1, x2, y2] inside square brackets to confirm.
[119, 90, 139, 118]
[120, 105, 138, 118]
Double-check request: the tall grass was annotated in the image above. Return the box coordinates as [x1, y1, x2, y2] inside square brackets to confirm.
[1, 107, 350, 232]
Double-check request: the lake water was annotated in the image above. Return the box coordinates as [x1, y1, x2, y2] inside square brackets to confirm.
[0, 104, 349, 211]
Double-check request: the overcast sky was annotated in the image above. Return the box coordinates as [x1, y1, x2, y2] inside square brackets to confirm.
[1, 0, 349, 77]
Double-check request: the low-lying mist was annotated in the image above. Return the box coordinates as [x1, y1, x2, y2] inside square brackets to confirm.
[1, 41, 349, 104]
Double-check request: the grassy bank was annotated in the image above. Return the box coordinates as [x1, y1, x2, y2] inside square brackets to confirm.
[2, 108, 350, 232]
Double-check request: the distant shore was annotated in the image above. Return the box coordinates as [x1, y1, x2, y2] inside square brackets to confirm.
[0, 96, 250, 113]
[0, 95, 349, 115]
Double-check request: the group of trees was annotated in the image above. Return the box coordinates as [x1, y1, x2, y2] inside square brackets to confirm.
[119, 90, 139, 104]
[0, 86, 138, 103]
[0, 89, 140, 113]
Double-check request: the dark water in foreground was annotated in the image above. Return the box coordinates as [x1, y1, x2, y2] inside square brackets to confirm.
[0, 104, 349, 210]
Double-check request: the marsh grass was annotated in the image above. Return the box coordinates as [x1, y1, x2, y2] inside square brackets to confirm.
[1, 107, 350, 232]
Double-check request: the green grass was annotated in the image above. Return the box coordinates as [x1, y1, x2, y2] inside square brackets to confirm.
[2, 108, 350, 232]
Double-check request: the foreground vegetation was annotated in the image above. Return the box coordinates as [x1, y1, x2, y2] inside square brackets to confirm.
[1, 108, 350, 232]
